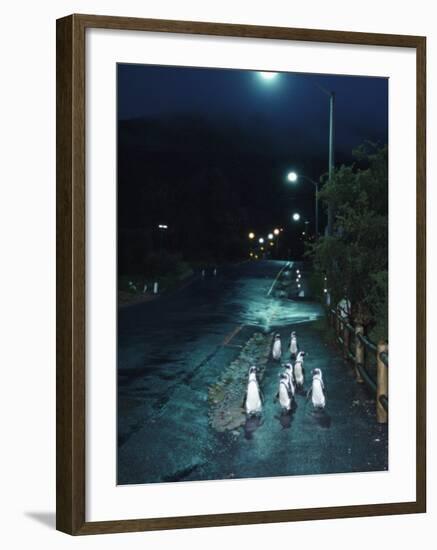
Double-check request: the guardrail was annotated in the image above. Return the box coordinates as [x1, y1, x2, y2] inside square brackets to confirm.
[328, 307, 388, 424]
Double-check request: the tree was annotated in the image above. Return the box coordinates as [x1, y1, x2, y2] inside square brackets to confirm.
[308, 143, 388, 338]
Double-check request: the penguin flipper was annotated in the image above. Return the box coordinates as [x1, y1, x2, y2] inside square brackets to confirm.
[241, 392, 247, 408]
[306, 388, 312, 400]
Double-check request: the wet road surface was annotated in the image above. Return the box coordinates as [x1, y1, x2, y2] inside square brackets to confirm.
[117, 260, 388, 484]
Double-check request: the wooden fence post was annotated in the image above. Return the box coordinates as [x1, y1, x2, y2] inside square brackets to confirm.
[354, 324, 364, 383]
[376, 341, 388, 423]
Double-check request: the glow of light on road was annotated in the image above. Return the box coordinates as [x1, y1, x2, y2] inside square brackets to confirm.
[268, 233, 274, 240]
[248, 232, 255, 239]
[259, 71, 278, 81]
[287, 172, 298, 183]
[292, 213, 301, 222]
[259, 237, 264, 244]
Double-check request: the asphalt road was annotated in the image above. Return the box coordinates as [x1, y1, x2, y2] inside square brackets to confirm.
[117, 260, 388, 485]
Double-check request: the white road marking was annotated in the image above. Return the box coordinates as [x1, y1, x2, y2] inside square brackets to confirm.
[266, 262, 292, 297]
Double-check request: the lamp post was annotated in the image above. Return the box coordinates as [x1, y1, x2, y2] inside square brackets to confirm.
[287, 172, 319, 238]
[258, 73, 335, 235]
[157, 224, 168, 258]
[310, 84, 334, 235]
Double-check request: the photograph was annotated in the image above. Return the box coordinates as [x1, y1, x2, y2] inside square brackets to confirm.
[116, 63, 389, 485]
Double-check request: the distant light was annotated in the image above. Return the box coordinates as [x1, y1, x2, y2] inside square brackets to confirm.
[298, 284, 301, 288]
[158, 224, 168, 230]
[292, 213, 301, 222]
[259, 237, 264, 244]
[250, 252, 254, 257]
[261, 246, 264, 251]
[268, 233, 274, 240]
[287, 172, 298, 183]
[270, 242, 274, 247]
[248, 232, 255, 239]
[302, 232, 306, 236]
[296, 269, 300, 274]
[259, 71, 278, 81]
[324, 288, 328, 293]
[273, 228, 280, 235]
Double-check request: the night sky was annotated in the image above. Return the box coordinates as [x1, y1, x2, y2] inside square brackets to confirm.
[117, 64, 388, 268]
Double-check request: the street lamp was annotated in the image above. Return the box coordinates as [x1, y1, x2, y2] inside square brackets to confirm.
[248, 232, 255, 240]
[292, 213, 301, 222]
[157, 224, 168, 256]
[287, 172, 320, 238]
[268, 233, 274, 240]
[273, 228, 280, 235]
[258, 237, 264, 244]
[259, 71, 278, 81]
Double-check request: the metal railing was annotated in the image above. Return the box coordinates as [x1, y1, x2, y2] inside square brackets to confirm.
[328, 307, 389, 423]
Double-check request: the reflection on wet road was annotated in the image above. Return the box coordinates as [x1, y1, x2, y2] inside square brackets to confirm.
[117, 260, 388, 484]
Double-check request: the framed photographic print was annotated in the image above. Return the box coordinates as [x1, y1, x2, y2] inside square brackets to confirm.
[56, 14, 426, 535]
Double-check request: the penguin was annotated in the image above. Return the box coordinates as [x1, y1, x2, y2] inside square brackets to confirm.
[272, 333, 282, 361]
[283, 363, 295, 398]
[275, 373, 294, 412]
[307, 368, 326, 409]
[289, 331, 298, 358]
[293, 351, 306, 390]
[243, 366, 263, 416]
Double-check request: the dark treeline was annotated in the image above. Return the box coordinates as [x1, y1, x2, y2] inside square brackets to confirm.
[118, 114, 326, 276]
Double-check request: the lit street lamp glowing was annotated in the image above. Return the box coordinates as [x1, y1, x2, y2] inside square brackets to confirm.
[273, 228, 280, 235]
[268, 233, 274, 240]
[292, 213, 301, 222]
[259, 71, 278, 81]
[287, 172, 298, 183]
[259, 237, 264, 244]
[248, 232, 255, 239]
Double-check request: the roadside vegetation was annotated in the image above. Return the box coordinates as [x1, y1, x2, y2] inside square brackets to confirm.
[307, 143, 388, 342]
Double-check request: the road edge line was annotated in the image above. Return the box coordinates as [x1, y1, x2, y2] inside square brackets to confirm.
[267, 261, 291, 297]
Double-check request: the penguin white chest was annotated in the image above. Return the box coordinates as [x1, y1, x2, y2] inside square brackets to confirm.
[285, 370, 295, 396]
[294, 362, 304, 385]
[312, 378, 326, 408]
[246, 380, 262, 414]
[279, 383, 291, 410]
[272, 340, 282, 360]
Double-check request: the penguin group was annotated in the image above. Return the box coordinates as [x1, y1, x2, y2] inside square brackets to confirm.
[242, 331, 327, 417]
